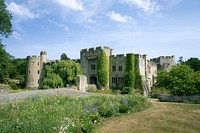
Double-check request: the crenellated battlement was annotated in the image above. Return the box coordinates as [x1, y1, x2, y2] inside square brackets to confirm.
[81, 46, 111, 54]
[110, 54, 126, 59]
[151, 55, 175, 61]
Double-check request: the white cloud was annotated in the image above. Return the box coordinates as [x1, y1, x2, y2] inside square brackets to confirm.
[122, 0, 160, 15]
[107, 11, 133, 23]
[12, 31, 23, 40]
[6, 2, 39, 19]
[48, 19, 69, 32]
[53, 0, 84, 11]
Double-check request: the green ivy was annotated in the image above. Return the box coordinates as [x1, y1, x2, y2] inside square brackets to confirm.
[134, 56, 143, 93]
[125, 53, 135, 88]
[97, 50, 109, 87]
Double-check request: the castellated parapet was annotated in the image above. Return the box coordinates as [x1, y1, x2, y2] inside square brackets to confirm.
[151, 55, 175, 71]
[26, 52, 47, 89]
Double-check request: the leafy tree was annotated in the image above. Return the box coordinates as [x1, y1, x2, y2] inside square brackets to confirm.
[53, 60, 82, 85]
[10, 58, 26, 87]
[177, 56, 184, 65]
[154, 70, 170, 89]
[0, 44, 12, 83]
[60, 53, 70, 61]
[155, 65, 198, 96]
[0, 0, 12, 38]
[125, 53, 135, 88]
[195, 71, 200, 94]
[42, 73, 63, 89]
[185, 58, 200, 72]
[97, 50, 109, 87]
[42, 60, 82, 88]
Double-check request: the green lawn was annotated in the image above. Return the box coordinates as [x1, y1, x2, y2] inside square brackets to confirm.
[95, 99, 200, 133]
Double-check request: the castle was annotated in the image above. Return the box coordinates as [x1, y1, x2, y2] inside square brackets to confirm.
[26, 46, 175, 95]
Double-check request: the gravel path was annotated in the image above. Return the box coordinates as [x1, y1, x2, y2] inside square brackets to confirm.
[0, 88, 94, 104]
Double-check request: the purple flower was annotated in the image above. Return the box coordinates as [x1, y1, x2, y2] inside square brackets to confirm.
[92, 108, 97, 113]
[84, 106, 89, 113]
[123, 98, 129, 105]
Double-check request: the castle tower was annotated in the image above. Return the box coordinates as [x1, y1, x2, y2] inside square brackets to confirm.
[26, 55, 40, 89]
[151, 55, 175, 71]
[26, 52, 47, 89]
[80, 46, 111, 88]
[39, 51, 47, 88]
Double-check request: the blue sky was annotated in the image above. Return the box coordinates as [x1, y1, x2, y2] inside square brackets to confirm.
[3, 0, 200, 61]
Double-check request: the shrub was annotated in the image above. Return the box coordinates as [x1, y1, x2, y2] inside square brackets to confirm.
[121, 87, 133, 94]
[8, 82, 18, 90]
[119, 104, 130, 113]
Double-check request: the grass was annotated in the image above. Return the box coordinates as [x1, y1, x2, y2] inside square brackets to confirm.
[95, 99, 200, 133]
[0, 94, 150, 133]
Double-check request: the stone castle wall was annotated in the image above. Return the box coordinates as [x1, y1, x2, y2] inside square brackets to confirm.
[26, 46, 175, 94]
[151, 56, 175, 71]
[80, 46, 112, 88]
[26, 52, 46, 89]
[110, 54, 126, 88]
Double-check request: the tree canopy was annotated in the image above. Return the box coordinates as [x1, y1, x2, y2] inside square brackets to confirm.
[185, 58, 200, 72]
[42, 60, 82, 89]
[0, 0, 12, 38]
[60, 53, 70, 61]
[0, 44, 12, 83]
[155, 65, 200, 96]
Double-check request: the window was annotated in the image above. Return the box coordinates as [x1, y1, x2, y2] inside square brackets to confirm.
[112, 77, 117, 83]
[38, 70, 40, 74]
[112, 65, 116, 71]
[118, 77, 124, 83]
[38, 62, 40, 66]
[91, 64, 96, 70]
[118, 66, 123, 71]
[28, 71, 30, 74]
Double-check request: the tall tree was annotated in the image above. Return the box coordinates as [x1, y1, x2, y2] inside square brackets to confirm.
[185, 58, 200, 72]
[42, 60, 82, 88]
[0, 44, 12, 83]
[0, 0, 12, 38]
[60, 53, 70, 61]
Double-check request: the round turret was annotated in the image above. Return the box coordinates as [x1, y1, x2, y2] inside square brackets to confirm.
[26, 56, 40, 89]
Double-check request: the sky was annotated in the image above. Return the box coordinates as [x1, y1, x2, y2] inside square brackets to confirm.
[3, 0, 200, 61]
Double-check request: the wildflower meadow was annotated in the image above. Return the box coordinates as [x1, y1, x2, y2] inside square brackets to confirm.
[0, 94, 150, 133]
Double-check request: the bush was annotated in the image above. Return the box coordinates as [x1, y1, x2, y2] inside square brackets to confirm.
[121, 87, 133, 94]
[8, 82, 18, 90]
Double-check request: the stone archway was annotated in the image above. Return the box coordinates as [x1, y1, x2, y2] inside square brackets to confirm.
[89, 75, 97, 85]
